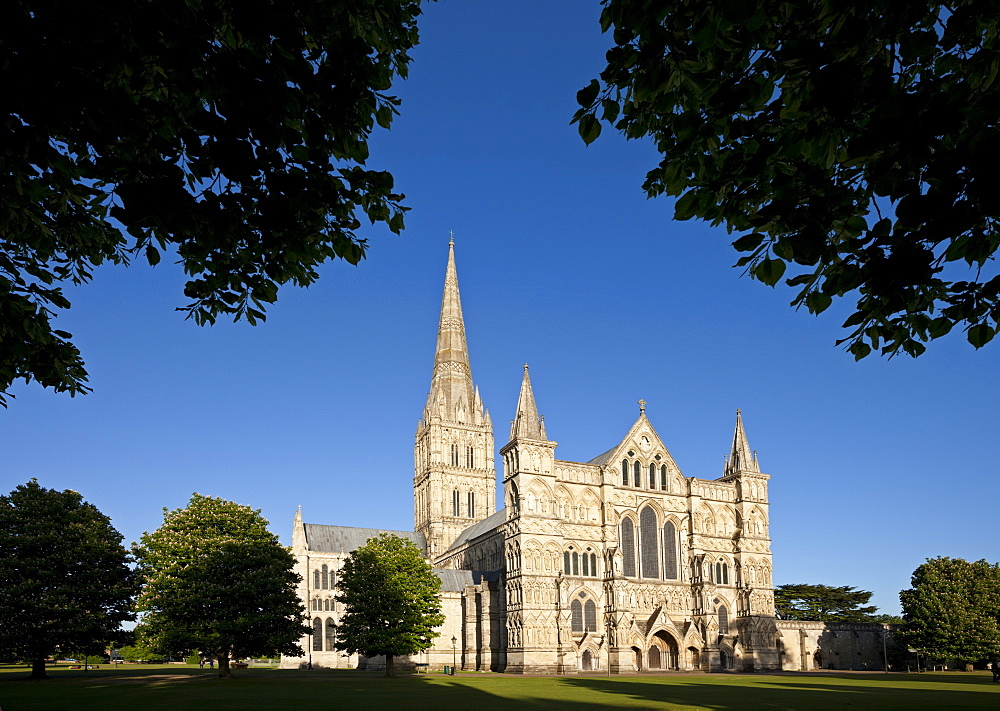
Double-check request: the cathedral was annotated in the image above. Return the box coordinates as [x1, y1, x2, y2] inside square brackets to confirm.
[281, 241, 886, 674]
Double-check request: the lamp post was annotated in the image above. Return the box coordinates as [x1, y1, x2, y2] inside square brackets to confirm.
[451, 636, 457, 675]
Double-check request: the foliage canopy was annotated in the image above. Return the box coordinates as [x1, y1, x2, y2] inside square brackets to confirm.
[773, 583, 880, 622]
[577, 0, 1000, 359]
[1, 0, 423, 405]
[899, 556, 1000, 664]
[334, 533, 444, 676]
[134, 493, 308, 678]
[0, 479, 136, 679]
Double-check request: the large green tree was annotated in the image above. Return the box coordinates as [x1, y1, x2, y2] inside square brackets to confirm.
[1, 0, 423, 406]
[774, 583, 880, 622]
[134, 493, 309, 678]
[576, 1, 1000, 359]
[0, 479, 136, 679]
[899, 557, 1000, 665]
[334, 533, 444, 677]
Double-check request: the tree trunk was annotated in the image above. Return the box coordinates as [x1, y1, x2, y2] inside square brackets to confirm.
[30, 657, 48, 679]
[217, 654, 232, 679]
[385, 653, 395, 678]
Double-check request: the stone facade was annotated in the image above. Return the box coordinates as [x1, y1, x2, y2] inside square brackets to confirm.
[280, 241, 884, 673]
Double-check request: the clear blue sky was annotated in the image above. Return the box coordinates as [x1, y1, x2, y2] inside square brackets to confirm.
[3, 1, 998, 617]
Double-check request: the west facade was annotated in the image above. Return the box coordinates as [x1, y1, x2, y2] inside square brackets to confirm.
[281, 242, 878, 673]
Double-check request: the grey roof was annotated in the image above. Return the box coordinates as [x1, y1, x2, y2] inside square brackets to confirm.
[587, 445, 618, 466]
[304, 524, 425, 555]
[447, 508, 506, 550]
[435, 569, 501, 591]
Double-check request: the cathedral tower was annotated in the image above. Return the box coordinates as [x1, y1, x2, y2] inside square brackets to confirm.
[414, 240, 496, 557]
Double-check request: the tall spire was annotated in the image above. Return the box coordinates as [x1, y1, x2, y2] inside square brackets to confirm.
[510, 364, 546, 440]
[725, 408, 759, 476]
[425, 240, 476, 420]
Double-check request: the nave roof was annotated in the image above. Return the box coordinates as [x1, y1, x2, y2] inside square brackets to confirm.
[303, 523, 426, 555]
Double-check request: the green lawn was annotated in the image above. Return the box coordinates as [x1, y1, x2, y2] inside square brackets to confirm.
[1, 664, 998, 710]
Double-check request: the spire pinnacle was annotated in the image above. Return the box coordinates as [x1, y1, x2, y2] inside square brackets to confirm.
[425, 241, 476, 420]
[510, 363, 546, 440]
[725, 408, 759, 476]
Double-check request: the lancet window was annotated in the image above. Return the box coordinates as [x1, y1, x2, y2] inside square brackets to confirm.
[571, 600, 583, 632]
[325, 617, 336, 650]
[633, 461, 641, 487]
[321, 564, 329, 589]
[663, 521, 678, 579]
[312, 617, 323, 651]
[621, 460, 629, 486]
[584, 599, 597, 632]
[452, 489, 460, 517]
[718, 605, 729, 635]
[468, 491, 475, 518]
[639, 506, 659, 578]
[660, 465, 667, 491]
[621, 518, 636, 577]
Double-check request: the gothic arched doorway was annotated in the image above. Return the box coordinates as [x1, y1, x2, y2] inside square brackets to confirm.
[688, 647, 701, 670]
[631, 646, 642, 671]
[814, 651, 824, 670]
[581, 650, 593, 671]
[648, 646, 661, 669]
[649, 631, 680, 670]
[720, 650, 730, 670]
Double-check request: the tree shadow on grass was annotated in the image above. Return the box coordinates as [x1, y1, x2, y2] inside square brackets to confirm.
[560, 673, 1000, 710]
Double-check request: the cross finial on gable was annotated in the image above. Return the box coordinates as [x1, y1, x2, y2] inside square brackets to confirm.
[448, 229, 455, 245]
[638, 399, 646, 413]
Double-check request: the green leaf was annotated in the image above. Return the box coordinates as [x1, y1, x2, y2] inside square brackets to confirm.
[967, 324, 995, 348]
[145, 245, 160, 266]
[578, 114, 602, 145]
[733, 233, 765, 252]
[753, 258, 786, 286]
[576, 79, 600, 108]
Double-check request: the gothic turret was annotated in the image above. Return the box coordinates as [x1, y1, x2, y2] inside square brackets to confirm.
[723, 409, 759, 477]
[510, 364, 546, 441]
[414, 239, 496, 558]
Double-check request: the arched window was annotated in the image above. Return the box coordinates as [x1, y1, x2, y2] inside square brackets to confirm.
[718, 606, 729, 635]
[584, 599, 597, 631]
[590, 553, 598, 577]
[466, 446, 475, 468]
[571, 600, 583, 632]
[450, 444, 459, 467]
[312, 617, 323, 651]
[633, 461, 641, 487]
[639, 507, 659, 579]
[714, 560, 729, 585]
[313, 570, 320, 589]
[660, 465, 667, 491]
[572, 552, 579, 576]
[325, 617, 336, 650]
[468, 491, 475, 518]
[621, 519, 636, 577]
[563, 551, 571, 574]
[663, 521, 678, 579]
[452, 489, 460, 517]
[621, 459, 630, 486]
[321, 564, 328, 590]
[649, 463, 656, 488]
[582, 551, 590, 576]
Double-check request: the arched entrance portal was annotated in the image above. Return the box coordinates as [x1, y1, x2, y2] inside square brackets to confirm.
[631, 646, 643, 671]
[720, 650, 730, 670]
[581, 650, 593, 671]
[813, 651, 824, 670]
[646, 632, 680, 670]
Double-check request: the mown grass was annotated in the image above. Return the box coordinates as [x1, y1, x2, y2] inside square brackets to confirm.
[1, 664, 998, 710]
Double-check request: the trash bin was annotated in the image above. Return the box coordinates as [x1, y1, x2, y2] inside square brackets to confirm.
[443, 665, 450, 674]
